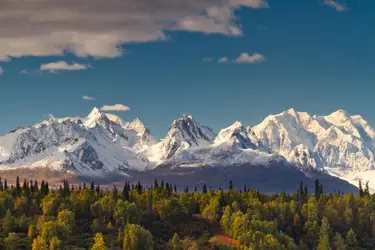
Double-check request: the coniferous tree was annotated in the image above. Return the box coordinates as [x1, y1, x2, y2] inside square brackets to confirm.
[148, 192, 153, 216]
[45, 182, 49, 194]
[23, 179, 30, 198]
[123, 182, 129, 201]
[299, 181, 304, 198]
[229, 180, 233, 190]
[30, 180, 34, 194]
[137, 181, 142, 194]
[202, 184, 207, 194]
[315, 179, 321, 198]
[40, 180, 45, 195]
[154, 179, 159, 188]
[4, 178, 8, 190]
[112, 185, 118, 201]
[16, 176, 21, 196]
[365, 181, 370, 196]
[358, 180, 364, 197]
[0, 177, 3, 191]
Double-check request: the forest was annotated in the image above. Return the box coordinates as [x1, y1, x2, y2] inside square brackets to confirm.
[0, 176, 373, 250]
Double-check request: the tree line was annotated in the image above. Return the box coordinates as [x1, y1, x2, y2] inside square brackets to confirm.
[0, 176, 373, 249]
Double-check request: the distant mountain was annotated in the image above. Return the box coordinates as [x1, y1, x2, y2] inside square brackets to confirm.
[253, 108, 375, 190]
[0, 107, 359, 192]
[0, 108, 153, 177]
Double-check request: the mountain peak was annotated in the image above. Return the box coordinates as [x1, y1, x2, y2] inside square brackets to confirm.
[214, 121, 256, 149]
[127, 118, 147, 134]
[85, 107, 111, 128]
[286, 108, 297, 115]
[329, 109, 349, 120]
[87, 107, 104, 119]
[181, 114, 193, 120]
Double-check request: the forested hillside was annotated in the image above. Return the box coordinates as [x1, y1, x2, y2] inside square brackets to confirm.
[0, 177, 373, 249]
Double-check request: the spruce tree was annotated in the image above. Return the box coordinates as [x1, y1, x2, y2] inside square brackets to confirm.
[314, 179, 320, 198]
[112, 185, 118, 201]
[45, 182, 49, 194]
[358, 180, 364, 197]
[16, 176, 21, 196]
[123, 182, 129, 201]
[148, 192, 153, 216]
[202, 184, 207, 194]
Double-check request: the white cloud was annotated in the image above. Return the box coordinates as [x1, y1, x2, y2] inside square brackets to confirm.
[40, 61, 89, 72]
[218, 57, 229, 63]
[323, 0, 347, 12]
[82, 95, 96, 101]
[202, 57, 213, 62]
[0, 66, 3, 76]
[0, 0, 268, 61]
[100, 104, 130, 112]
[235, 52, 266, 64]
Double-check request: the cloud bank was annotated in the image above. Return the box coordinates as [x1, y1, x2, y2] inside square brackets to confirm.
[100, 104, 130, 112]
[0, 0, 268, 62]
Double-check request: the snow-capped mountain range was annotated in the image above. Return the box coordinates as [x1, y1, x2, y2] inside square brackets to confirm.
[253, 108, 375, 189]
[0, 107, 372, 190]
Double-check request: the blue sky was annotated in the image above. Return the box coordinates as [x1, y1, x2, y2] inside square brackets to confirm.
[0, 0, 374, 138]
